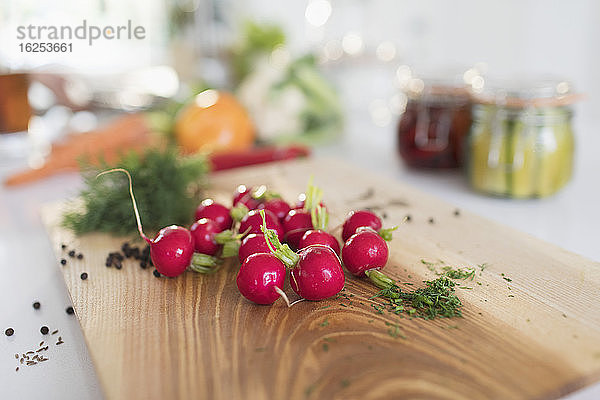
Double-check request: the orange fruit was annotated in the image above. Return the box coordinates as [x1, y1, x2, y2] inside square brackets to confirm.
[175, 90, 255, 154]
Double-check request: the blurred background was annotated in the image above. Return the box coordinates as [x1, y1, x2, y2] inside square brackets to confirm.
[1, 0, 599, 206]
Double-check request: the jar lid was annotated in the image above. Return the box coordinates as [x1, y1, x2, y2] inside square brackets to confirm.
[398, 65, 481, 99]
[473, 78, 582, 108]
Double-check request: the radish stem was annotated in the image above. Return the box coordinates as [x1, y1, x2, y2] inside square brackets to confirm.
[365, 269, 399, 298]
[259, 210, 299, 268]
[378, 226, 398, 241]
[190, 253, 222, 273]
[96, 168, 151, 244]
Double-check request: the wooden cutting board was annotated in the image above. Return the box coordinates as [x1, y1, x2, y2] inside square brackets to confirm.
[41, 158, 600, 400]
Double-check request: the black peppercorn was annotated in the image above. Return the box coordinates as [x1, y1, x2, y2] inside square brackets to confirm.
[140, 261, 147, 269]
[454, 209, 461, 217]
[32, 302, 41, 310]
[153, 270, 161, 278]
[5, 328, 14, 336]
[68, 250, 75, 257]
[40, 326, 49, 335]
[61, 244, 67, 250]
[77, 253, 83, 260]
[80, 272, 88, 280]
[405, 215, 412, 222]
[114, 260, 122, 270]
[66, 307, 74, 315]
[60, 259, 67, 265]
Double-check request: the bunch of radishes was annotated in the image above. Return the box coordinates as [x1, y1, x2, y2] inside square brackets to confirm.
[231, 182, 397, 306]
[101, 169, 398, 305]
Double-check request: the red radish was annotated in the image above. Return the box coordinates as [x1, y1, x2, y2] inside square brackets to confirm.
[190, 218, 221, 256]
[341, 227, 389, 277]
[342, 210, 382, 242]
[194, 199, 232, 232]
[240, 209, 284, 241]
[299, 230, 340, 254]
[236, 253, 289, 305]
[150, 226, 195, 277]
[290, 245, 345, 300]
[96, 169, 194, 278]
[260, 211, 344, 301]
[238, 233, 271, 263]
[233, 185, 261, 210]
[283, 209, 313, 249]
[258, 198, 291, 221]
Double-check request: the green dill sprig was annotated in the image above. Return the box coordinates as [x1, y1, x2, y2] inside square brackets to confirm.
[63, 147, 208, 236]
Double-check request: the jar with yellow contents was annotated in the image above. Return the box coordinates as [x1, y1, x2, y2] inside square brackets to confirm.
[466, 80, 579, 198]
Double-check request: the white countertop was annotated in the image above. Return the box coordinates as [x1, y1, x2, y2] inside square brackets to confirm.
[0, 114, 598, 399]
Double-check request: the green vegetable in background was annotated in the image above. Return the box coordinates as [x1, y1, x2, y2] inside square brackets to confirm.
[231, 21, 286, 84]
[63, 147, 208, 236]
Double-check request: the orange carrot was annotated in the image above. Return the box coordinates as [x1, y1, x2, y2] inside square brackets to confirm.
[4, 114, 152, 186]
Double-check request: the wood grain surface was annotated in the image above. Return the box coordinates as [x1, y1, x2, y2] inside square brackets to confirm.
[41, 158, 600, 400]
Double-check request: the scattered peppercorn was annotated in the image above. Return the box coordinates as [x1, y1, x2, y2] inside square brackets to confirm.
[428, 217, 435, 224]
[80, 272, 88, 280]
[454, 209, 461, 217]
[153, 270, 161, 278]
[40, 326, 49, 335]
[405, 214, 412, 222]
[66, 307, 74, 315]
[61, 244, 67, 250]
[68, 250, 75, 257]
[5, 328, 14, 336]
[114, 260, 122, 270]
[60, 259, 67, 265]
[32, 302, 41, 310]
[105, 258, 112, 267]
[77, 253, 83, 260]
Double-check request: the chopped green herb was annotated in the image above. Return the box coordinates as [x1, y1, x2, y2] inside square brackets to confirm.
[441, 266, 476, 280]
[323, 337, 336, 343]
[340, 379, 350, 388]
[319, 319, 329, 327]
[421, 259, 438, 272]
[367, 270, 462, 320]
[385, 322, 406, 339]
[322, 343, 329, 352]
[319, 305, 331, 310]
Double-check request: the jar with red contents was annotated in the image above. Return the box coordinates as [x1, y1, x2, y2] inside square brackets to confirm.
[397, 77, 473, 168]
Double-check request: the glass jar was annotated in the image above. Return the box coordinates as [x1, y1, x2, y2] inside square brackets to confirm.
[397, 77, 473, 168]
[466, 80, 576, 198]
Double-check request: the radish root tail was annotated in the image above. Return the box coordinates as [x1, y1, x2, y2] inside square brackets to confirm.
[96, 168, 151, 244]
[273, 286, 291, 308]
